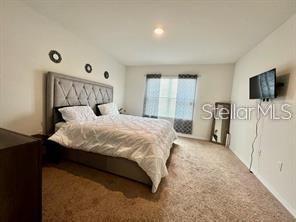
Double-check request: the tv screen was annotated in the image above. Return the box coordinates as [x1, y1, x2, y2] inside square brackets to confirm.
[249, 68, 276, 99]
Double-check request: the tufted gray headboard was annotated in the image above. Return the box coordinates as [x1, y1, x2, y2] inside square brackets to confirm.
[46, 72, 113, 135]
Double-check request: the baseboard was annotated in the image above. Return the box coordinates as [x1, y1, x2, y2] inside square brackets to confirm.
[230, 147, 296, 218]
[177, 133, 209, 141]
[253, 171, 296, 218]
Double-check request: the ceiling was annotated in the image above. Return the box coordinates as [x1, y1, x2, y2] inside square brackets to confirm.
[23, 0, 296, 66]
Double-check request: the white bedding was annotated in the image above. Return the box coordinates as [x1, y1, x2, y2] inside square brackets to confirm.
[55, 122, 66, 132]
[49, 114, 177, 192]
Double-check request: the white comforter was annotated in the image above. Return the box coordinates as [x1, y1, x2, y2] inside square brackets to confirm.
[49, 114, 177, 192]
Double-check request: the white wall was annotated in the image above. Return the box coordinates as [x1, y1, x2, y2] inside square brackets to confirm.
[0, 0, 126, 135]
[230, 14, 296, 216]
[124, 64, 234, 140]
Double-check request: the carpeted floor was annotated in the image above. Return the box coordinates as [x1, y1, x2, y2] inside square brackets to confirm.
[43, 138, 294, 221]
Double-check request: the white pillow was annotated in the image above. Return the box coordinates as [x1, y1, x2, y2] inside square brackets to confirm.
[97, 102, 119, 115]
[58, 106, 96, 122]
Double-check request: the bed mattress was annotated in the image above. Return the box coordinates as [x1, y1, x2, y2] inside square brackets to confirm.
[49, 114, 177, 192]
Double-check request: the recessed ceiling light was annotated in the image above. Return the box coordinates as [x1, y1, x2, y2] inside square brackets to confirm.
[154, 27, 164, 35]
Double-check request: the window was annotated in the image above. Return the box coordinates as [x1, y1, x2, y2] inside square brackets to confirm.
[158, 77, 178, 118]
[143, 74, 198, 134]
[143, 74, 161, 118]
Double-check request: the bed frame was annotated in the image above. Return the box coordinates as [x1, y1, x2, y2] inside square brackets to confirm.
[45, 72, 152, 185]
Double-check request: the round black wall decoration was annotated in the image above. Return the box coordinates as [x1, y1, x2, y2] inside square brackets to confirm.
[104, 71, 109, 79]
[49, 50, 62, 63]
[85, 64, 92, 73]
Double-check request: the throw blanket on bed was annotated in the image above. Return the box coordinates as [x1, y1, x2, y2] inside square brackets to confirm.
[49, 114, 177, 193]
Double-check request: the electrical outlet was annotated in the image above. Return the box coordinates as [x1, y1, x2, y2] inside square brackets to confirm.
[277, 161, 283, 172]
[258, 149, 262, 156]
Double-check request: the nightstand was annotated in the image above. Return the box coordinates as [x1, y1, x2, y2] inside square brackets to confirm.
[0, 128, 42, 222]
[31, 134, 61, 164]
[31, 134, 49, 164]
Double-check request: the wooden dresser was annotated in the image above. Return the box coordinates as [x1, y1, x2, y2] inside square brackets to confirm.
[0, 128, 42, 222]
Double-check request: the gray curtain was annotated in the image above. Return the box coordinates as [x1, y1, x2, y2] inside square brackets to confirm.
[174, 74, 198, 134]
[143, 74, 161, 118]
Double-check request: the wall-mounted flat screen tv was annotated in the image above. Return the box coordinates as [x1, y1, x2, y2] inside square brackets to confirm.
[249, 68, 276, 99]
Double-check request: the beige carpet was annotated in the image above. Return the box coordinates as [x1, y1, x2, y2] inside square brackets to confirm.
[43, 138, 294, 221]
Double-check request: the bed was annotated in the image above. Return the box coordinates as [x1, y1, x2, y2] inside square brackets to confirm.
[45, 72, 176, 192]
